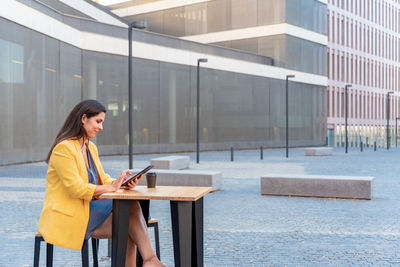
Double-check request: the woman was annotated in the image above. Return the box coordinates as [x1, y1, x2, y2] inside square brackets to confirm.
[38, 100, 163, 267]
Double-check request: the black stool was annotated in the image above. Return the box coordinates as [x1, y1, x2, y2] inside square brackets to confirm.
[33, 233, 99, 267]
[148, 218, 160, 260]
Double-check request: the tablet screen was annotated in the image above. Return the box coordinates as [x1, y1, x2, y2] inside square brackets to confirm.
[121, 165, 154, 187]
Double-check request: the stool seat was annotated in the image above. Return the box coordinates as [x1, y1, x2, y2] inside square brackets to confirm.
[35, 218, 161, 265]
[34, 233, 99, 267]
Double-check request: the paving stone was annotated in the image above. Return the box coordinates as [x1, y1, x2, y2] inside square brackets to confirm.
[1, 147, 400, 266]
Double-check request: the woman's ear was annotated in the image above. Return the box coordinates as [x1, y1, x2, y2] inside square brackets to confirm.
[81, 114, 87, 125]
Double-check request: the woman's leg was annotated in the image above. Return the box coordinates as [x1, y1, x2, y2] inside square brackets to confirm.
[91, 214, 112, 239]
[91, 201, 163, 267]
[128, 201, 162, 265]
[92, 215, 138, 266]
[126, 235, 137, 266]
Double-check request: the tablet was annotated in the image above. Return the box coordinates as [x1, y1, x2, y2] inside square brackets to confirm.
[121, 165, 154, 187]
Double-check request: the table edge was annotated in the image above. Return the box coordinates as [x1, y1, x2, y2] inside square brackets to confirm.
[99, 186, 213, 201]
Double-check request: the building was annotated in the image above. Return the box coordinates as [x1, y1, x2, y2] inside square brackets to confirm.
[327, 0, 400, 148]
[0, 0, 326, 165]
[111, 0, 400, 148]
[110, 0, 328, 77]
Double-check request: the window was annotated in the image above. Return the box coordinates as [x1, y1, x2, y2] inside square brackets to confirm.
[346, 20, 349, 47]
[350, 21, 354, 48]
[332, 13, 335, 43]
[327, 86, 330, 117]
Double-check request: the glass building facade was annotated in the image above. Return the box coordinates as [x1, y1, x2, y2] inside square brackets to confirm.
[117, 0, 327, 75]
[0, 1, 326, 165]
[124, 0, 327, 36]
[212, 35, 327, 76]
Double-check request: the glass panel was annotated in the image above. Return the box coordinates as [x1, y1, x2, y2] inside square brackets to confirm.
[163, 7, 185, 36]
[269, 79, 286, 146]
[159, 62, 191, 147]
[206, 0, 231, 33]
[184, 3, 207, 35]
[82, 51, 130, 149]
[286, 0, 327, 34]
[258, 35, 286, 68]
[230, 38, 259, 55]
[231, 0, 257, 29]
[131, 58, 160, 151]
[258, 0, 285, 25]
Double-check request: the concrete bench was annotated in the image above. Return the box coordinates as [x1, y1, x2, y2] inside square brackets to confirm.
[150, 155, 190, 170]
[305, 147, 332, 156]
[134, 169, 222, 192]
[261, 174, 373, 199]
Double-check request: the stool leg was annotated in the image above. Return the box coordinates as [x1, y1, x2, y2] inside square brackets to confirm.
[154, 222, 160, 260]
[107, 238, 111, 257]
[81, 240, 89, 267]
[92, 238, 99, 267]
[33, 236, 42, 267]
[46, 243, 53, 267]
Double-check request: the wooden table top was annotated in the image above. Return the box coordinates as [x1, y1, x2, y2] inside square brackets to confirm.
[99, 186, 212, 201]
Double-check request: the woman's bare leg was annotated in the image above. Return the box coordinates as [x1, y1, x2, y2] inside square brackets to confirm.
[91, 201, 163, 267]
[126, 235, 137, 266]
[91, 214, 112, 239]
[128, 201, 163, 266]
[92, 217, 137, 266]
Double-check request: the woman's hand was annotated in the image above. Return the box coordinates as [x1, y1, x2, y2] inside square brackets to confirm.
[121, 174, 142, 190]
[111, 169, 132, 191]
[111, 176, 124, 191]
[94, 170, 134, 196]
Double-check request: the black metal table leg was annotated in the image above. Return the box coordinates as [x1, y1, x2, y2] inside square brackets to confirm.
[112, 199, 132, 267]
[170, 201, 193, 267]
[192, 197, 204, 267]
[136, 200, 150, 267]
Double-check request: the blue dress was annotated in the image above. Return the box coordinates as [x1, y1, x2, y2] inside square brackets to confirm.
[84, 149, 113, 240]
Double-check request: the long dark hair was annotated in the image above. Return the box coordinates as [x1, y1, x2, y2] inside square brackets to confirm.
[46, 99, 106, 163]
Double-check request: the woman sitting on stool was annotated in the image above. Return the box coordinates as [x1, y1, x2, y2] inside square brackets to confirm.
[38, 99, 164, 267]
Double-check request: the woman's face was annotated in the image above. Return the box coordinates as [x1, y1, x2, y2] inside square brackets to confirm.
[81, 112, 105, 139]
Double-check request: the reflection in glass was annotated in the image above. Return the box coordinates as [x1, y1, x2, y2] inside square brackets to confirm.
[0, 39, 24, 83]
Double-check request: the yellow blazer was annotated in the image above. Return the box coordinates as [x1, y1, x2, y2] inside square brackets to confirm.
[38, 139, 114, 250]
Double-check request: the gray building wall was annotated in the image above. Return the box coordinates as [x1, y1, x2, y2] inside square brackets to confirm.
[0, 6, 326, 165]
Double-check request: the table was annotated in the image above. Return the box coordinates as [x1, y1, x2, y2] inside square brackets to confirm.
[100, 186, 212, 267]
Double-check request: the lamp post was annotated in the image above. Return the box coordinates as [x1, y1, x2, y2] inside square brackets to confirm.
[285, 74, 295, 158]
[196, 58, 208, 163]
[386, 91, 394, 150]
[344, 84, 352, 153]
[395, 117, 400, 147]
[128, 21, 146, 169]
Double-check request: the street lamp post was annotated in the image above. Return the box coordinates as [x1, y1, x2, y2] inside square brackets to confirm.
[386, 91, 394, 150]
[344, 84, 352, 153]
[286, 75, 295, 158]
[196, 58, 208, 164]
[128, 21, 146, 169]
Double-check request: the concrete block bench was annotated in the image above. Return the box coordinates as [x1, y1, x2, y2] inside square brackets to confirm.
[150, 155, 190, 170]
[261, 174, 373, 199]
[305, 147, 332, 156]
[133, 169, 222, 192]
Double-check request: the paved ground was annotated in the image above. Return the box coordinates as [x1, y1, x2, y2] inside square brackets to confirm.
[1, 146, 400, 266]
